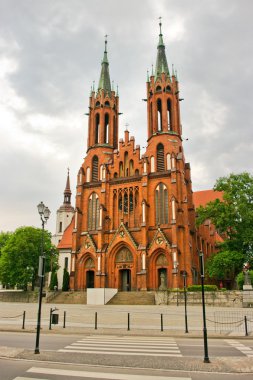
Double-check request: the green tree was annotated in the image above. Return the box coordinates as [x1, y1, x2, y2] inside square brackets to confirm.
[49, 270, 58, 291]
[236, 271, 253, 290]
[206, 250, 245, 282]
[0, 231, 12, 255]
[62, 268, 70, 291]
[197, 172, 253, 263]
[0, 226, 58, 290]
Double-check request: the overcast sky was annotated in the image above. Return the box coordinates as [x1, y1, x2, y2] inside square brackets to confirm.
[0, 0, 252, 233]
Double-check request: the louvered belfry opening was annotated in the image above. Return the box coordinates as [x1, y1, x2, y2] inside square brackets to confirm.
[157, 143, 165, 171]
[92, 155, 99, 181]
[155, 183, 169, 225]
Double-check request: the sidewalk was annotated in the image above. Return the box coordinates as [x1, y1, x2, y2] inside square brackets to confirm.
[0, 302, 253, 374]
[0, 302, 252, 337]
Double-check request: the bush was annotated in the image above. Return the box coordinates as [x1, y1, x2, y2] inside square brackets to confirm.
[49, 271, 58, 291]
[236, 271, 253, 290]
[187, 285, 218, 292]
[62, 268, 70, 291]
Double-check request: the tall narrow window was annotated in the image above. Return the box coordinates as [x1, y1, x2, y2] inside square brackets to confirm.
[155, 183, 169, 225]
[104, 113, 109, 143]
[95, 114, 100, 144]
[157, 99, 162, 132]
[92, 155, 99, 181]
[129, 160, 134, 176]
[88, 193, 100, 230]
[59, 221, 62, 233]
[167, 99, 172, 130]
[166, 153, 171, 170]
[86, 167, 90, 182]
[119, 162, 123, 177]
[124, 151, 129, 177]
[157, 143, 165, 171]
[150, 156, 155, 172]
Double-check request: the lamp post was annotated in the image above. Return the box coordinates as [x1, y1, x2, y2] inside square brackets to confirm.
[34, 201, 50, 354]
[199, 251, 210, 363]
[182, 270, 188, 333]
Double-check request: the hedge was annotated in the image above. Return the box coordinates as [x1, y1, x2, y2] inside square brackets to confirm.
[187, 285, 218, 292]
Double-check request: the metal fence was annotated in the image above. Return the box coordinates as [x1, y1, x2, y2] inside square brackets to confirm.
[210, 310, 253, 334]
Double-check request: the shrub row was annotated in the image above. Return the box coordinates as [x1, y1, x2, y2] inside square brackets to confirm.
[187, 285, 218, 292]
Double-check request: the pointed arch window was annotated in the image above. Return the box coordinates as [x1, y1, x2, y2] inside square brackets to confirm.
[167, 99, 172, 130]
[157, 143, 165, 171]
[155, 183, 169, 225]
[104, 113, 109, 143]
[129, 160, 134, 176]
[157, 99, 162, 132]
[88, 193, 100, 230]
[92, 155, 99, 181]
[124, 151, 129, 177]
[95, 114, 100, 144]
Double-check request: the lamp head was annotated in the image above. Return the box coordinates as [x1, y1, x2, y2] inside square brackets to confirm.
[43, 207, 51, 220]
[37, 201, 45, 216]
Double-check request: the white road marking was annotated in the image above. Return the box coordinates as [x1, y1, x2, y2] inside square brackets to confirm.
[224, 339, 253, 357]
[27, 366, 191, 379]
[59, 336, 182, 357]
[58, 348, 182, 356]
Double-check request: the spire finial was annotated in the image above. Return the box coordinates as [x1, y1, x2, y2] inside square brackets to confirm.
[125, 123, 129, 131]
[92, 80, 95, 91]
[104, 34, 108, 52]
[112, 80, 114, 91]
[67, 167, 70, 176]
[147, 69, 149, 82]
[116, 84, 119, 96]
[151, 64, 154, 76]
[63, 167, 71, 205]
[159, 16, 162, 35]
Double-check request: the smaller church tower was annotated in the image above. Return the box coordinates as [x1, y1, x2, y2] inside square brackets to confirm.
[52, 169, 75, 247]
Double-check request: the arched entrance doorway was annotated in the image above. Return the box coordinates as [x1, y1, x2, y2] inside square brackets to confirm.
[156, 253, 168, 289]
[85, 257, 95, 289]
[115, 247, 133, 291]
[120, 269, 131, 291]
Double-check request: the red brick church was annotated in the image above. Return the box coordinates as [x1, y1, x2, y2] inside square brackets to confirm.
[56, 22, 222, 291]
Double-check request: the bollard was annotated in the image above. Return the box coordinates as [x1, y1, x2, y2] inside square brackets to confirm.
[161, 313, 163, 332]
[22, 311, 26, 330]
[244, 316, 248, 336]
[95, 312, 97, 330]
[49, 308, 52, 330]
[63, 311, 66, 328]
[127, 313, 130, 331]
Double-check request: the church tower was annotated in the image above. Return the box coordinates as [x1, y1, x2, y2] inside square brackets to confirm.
[144, 20, 196, 287]
[52, 169, 75, 247]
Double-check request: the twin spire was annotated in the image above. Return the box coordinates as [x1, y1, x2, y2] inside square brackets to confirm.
[155, 18, 170, 78]
[97, 35, 112, 95]
[96, 20, 172, 94]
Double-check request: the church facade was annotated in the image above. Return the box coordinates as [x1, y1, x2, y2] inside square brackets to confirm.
[57, 23, 220, 291]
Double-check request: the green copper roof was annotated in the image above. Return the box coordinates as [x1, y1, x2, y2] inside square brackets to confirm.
[155, 21, 170, 79]
[98, 37, 111, 95]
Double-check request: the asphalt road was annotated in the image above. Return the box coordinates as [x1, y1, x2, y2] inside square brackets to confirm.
[1, 357, 253, 380]
[0, 331, 253, 359]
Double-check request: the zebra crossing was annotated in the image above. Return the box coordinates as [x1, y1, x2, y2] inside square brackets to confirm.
[58, 335, 182, 357]
[12, 366, 192, 380]
[224, 339, 253, 357]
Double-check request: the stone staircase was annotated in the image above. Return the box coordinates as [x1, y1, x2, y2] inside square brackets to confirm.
[107, 291, 155, 305]
[47, 290, 87, 304]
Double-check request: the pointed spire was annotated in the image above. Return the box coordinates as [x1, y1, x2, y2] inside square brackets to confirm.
[155, 17, 170, 79]
[64, 168, 71, 205]
[98, 35, 112, 95]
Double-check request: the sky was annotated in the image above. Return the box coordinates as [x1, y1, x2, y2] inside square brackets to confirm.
[0, 0, 252, 233]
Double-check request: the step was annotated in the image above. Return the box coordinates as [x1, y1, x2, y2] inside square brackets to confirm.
[107, 291, 155, 305]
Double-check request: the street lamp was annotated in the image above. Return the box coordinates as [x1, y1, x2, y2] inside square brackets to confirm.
[34, 201, 50, 354]
[181, 270, 188, 333]
[199, 251, 210, 363]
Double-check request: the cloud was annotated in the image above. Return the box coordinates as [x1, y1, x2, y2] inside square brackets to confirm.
[0, 0, 252, 232]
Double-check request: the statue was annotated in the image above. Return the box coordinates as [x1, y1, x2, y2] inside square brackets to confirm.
[159, 272, 167, 291]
